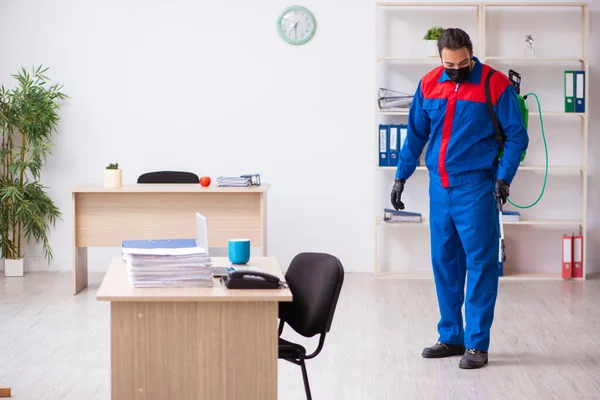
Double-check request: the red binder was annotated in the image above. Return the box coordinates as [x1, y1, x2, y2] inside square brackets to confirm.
[562, 234, 573, 279]
[573, 234, 583, 278]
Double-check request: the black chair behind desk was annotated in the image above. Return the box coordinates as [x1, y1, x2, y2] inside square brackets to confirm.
[278, 252, 345, 400]
[137, 171, 199, 184]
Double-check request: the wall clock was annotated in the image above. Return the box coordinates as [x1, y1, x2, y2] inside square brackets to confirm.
[277, 6, 316, 45]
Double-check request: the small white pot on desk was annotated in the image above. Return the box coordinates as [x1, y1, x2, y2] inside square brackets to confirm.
[4, 258, 24, 277]
[426, 40, 438, 57]
[104, 164, 122, 188]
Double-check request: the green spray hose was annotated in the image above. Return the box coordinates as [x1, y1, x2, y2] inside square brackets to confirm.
[506, 92, 548, 209]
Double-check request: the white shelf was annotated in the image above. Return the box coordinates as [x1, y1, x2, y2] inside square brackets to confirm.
[484, 56, 586, 63]
[374, 271, 583, 281]
[378, 110, 586, 118]
[377, 165, 582, 172]
[376, 2, 480, 7]
[378, 57, 586, 64]
[482, 2, 588, 8]
[377, 218, 583, 226]
[377, 110, 410, 116]
[499, 273, 583, 281]
[378, 59, 586, 72]
[519, 165, 582, 171]
[503, 219, 583, 226]
[529, 111, 586, 118]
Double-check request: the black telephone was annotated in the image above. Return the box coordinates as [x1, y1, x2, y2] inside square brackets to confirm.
[221, 270, 283, 289]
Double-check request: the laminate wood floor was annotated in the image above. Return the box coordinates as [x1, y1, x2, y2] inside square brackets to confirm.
[1, 272, 599, 400]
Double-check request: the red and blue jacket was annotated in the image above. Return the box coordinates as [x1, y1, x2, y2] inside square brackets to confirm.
[395, 56, 529, 187]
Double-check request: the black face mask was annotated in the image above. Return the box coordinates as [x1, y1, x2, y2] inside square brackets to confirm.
[445, 65, 470, 83]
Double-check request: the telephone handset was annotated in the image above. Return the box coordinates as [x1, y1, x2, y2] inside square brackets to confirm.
[221, 270, 286, 289]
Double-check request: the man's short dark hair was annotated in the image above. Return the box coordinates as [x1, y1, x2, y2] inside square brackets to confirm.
[438, 28, 473, 56]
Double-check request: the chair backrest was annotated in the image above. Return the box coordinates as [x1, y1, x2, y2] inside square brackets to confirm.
[279, 252, 345, 338]
[137, 171, 199, 184]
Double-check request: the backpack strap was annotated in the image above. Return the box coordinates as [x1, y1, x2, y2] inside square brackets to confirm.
[485, 69, 504, 152]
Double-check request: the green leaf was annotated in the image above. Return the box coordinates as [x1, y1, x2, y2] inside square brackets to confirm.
[0, 65, 65, 261]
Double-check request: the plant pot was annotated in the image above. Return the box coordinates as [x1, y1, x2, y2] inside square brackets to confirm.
[5, 258, 24, 277]
[426, 40, 438, 57]
[104, 169, 122, 188]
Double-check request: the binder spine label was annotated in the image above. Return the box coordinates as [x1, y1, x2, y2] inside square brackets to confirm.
[379, 125, 388, 166]
[390, 127, 397, 150]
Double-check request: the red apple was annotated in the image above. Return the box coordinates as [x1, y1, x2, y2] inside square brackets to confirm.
[199, 176, 211, 187]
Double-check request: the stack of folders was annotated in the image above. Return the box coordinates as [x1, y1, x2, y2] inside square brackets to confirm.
[217, 174, 261, 187]
[501, 211, 520, 222]
[383, 208, 422, 223]
[122, 238, 213, 288]
[377, 88, 413, 110]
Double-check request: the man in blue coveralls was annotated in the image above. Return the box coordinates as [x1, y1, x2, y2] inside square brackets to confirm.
[390, 28, 528, 369]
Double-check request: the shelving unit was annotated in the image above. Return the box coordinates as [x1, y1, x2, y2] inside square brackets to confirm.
[374, 2, 589, 280]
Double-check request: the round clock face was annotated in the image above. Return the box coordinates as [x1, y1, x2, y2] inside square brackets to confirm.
[277, 6, 316, 45]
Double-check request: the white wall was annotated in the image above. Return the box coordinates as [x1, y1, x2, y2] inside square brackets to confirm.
[0, 0, 597, 275]
[0, 0, 375, 273]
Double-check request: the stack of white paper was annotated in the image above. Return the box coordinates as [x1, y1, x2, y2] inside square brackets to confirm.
[122, 240, 213, 288]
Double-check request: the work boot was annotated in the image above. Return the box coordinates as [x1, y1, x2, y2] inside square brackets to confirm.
[422, 342, 466, 358]
[459, 348, 489, 369]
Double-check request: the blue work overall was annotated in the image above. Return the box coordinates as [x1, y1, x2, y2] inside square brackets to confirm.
[395, 57, 529, 352]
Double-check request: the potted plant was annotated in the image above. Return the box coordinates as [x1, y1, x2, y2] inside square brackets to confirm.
[0, 66, 65, 276]
[424, 26, 445, 57]
[104, 162, 122, 188]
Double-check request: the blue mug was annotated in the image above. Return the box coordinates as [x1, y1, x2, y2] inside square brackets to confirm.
[228, 239, 250, 264]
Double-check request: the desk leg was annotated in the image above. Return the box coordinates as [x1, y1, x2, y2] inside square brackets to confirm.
[111, 301, 278, 400]
[73, 247, 88, 295]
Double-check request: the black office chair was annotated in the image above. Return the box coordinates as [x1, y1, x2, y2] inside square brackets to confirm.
[278, 252, 345, 400]
[137, 171, 199, 184]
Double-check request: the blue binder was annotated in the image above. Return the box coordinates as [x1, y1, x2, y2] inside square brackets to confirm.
[379, 124, 389, 166]
[388, 124, 399, 168]
[398, 124, 408, 155]
[575, 70, 585, 113]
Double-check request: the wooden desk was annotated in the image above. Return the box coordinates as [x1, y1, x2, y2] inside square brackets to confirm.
[71, 183, 269, 294]
[97, 256, 292, 400]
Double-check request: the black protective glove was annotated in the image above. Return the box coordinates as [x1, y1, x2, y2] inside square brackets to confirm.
[495, 178, 510, 205]
[390, 179, 405, 210]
